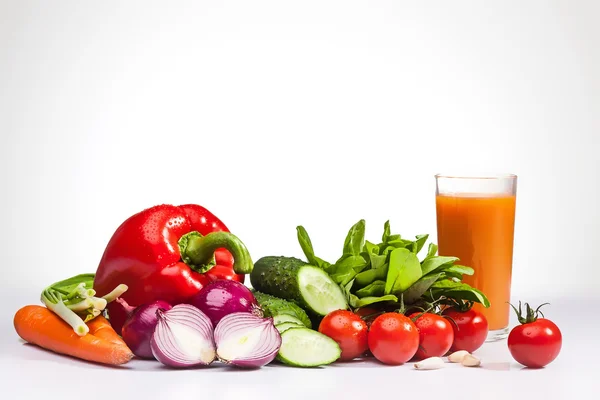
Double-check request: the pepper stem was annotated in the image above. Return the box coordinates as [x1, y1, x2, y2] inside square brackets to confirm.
[179, 231, 254, 275]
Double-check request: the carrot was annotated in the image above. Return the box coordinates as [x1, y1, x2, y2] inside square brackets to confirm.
[86, 315, 128, 347]
[14, 305, 134, 366]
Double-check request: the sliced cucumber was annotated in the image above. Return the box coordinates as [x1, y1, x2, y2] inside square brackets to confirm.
[273, 314, 305, 326]
[275, 321, 304, 333]
[250, 256, 348, 316]
[297, 266, 348, 315]
[277, 328, 341, 367]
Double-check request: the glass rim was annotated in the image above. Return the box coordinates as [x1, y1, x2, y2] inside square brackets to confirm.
[435, 173, 517, 180]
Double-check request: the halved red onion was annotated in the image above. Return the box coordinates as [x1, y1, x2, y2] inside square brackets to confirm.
[150, 304, 216, 368]
[214, 312, 282, 368]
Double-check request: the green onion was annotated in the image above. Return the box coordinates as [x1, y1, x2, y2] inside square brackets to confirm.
[40, 273, 128, 336]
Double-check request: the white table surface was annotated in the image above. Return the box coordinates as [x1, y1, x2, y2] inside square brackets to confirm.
[2, 292, 598, 400]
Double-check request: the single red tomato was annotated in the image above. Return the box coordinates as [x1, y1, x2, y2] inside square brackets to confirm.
[318, 310, 368, 361]
[368, 312, 419, 365]
[354, 307, 379, 318]
[353, 307, 381, 328]
[442, 307, 489, 353]
[507, 302, 562, 368]
[409, 312, 454, 360]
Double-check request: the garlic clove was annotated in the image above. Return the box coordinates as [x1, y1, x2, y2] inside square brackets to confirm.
[461, 354, 481, 367]
[414, 357, 445, 370]
[448, 350, 470, 363]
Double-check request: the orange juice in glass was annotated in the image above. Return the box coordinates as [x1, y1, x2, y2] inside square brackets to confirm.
[435, 173, 517, 341]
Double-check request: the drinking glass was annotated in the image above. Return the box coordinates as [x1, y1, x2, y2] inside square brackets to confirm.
[435, 173, 517, 341]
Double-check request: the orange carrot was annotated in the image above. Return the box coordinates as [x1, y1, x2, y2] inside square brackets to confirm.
[86, 315, 128, 348]
[14, 305, 133, 366]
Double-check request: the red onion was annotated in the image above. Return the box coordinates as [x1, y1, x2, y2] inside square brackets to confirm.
[121, 300, 172, 359]
[151, 304, 216, 368]
[108, 298, 138, 335]
[214, 312, 281, 368]
[189, 280, 260, 327]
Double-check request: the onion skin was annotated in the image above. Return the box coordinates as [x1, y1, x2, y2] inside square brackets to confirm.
[121, 300, 172, 359]
[214, 312, 282, 368]
[189, 280, 259, 327]
[110, 298, 138, 335]
[151, 304, 216, 368]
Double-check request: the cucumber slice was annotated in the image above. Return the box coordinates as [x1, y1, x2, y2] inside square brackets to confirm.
[297, 266, 347, 315]
[250, 256, 348, 316]
[277, 328, 341, 367]
[273, 314, 305, 326]
[276, 321, 304, 333]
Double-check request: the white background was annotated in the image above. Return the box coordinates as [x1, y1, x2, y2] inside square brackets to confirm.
[1, 1, 599, 399]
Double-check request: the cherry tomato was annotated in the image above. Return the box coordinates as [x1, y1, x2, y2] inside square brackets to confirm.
[409, 312, 454, 360]
[368, 312, 419, 365]
[318, 310, 368, 361]
[442, 307, 489, 353]
[353, 307, 381, 328]
[354, 307, 379, 318]
[507, 302, 562, 368]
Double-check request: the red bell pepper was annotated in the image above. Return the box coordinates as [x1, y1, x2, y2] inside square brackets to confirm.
[93, 204, 253, 333]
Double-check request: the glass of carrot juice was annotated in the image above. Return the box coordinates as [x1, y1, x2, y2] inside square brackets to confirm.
[435, 173, 517, 341]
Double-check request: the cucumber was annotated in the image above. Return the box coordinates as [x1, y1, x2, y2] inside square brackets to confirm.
[250, 256, 348, 316]
[277, 328, 341, 367]
[273, 314, 305, 326]
[276, 321, 304, 333]
[252, 291, 312, 328]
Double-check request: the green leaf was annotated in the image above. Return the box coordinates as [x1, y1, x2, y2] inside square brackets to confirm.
[329, 255, 368, 286]
[402, 273, 443, 304]
[414, 234, 429, 254]
[344, 279, 355, 293]
[428, 264, 474, 281]
[354, 265, 388, 288]
[423, 243, 438, 261]
[362, 240, 387, 270]
[47, 273, 95, 294]
[384, 248, 423, 295]
[441, 265, 474, 276]
[381, 245, 397, 256]
[339, 279, 360, 308]
[355, 280, 386, 298]
[438, 271, 463, 280]
[354, 295, 398, 308]
[382, 220, 391, 243]
[343, 219, 366, 256]
[363, 240, 379, 255]
[421, 255, 459, 275]
[386, 234, 402, 243]
[369, 253, 387, 270]
[296, 226, 332, 270]
[430, 280, 491, 307]
[386, 238, 414, 249]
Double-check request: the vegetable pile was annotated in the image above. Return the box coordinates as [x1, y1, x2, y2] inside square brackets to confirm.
[12, 204, 562, 370]
[295, 219, 489, 311]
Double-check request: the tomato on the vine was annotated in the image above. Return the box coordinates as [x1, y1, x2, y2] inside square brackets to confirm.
[507, 301, 562, 368]
[318, 310, 368, 361]
[409, 312, 454, 360]
[442, 306, 488, 353]
[368, 312, 419, 365]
